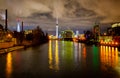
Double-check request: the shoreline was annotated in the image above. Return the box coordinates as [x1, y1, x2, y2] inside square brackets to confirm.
[0, 45, 24, 54]
[0, 40, 48, 55]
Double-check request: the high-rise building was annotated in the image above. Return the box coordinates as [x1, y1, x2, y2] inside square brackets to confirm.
[76, 30, 79, 38]
[107, 27, 112, 36]
[93, 23, 100, 41]
[56, 18, 59, 38]
[111, 23, 120, 36]
[93, 24, 100, 35]
[17, 19, 21, 32]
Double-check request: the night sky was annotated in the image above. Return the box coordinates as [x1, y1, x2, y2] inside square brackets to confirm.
[0, 0, 120, 33]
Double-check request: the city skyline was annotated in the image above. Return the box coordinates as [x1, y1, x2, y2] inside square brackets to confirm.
[0, 1, 120, 78]
[0, 0, 120, 33]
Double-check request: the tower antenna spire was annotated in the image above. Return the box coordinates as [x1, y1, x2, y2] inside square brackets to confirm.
[56, 15, 58, 25]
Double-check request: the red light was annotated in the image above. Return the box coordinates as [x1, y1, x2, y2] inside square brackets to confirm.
[115, 42, 118, 45]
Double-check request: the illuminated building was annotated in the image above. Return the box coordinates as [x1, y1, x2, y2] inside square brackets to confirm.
[99, 23, 120, 46]
[75, 30, 79, 38]
[16, 18, 21, 32]
[79, 34, 86, 40]
[106, 23, 120, 36]
[111, 23, 120, 36]
[93, 24, 100, 40]
[93, 24, 100, 35]
[107, 27, 112, 36]
[61, 30, 74, 41]
[24, 30, 33, 35]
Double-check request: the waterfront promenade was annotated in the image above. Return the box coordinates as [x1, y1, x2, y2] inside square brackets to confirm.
[0, 42, 24, 54]
[0, 46, 24, 54]
[0, 42, 14, 49]
[0, 41, 31, 54]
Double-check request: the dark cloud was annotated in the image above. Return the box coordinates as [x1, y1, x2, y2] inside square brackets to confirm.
[0, 0, 120, 32]
[78, 0, 120, 23]
[29, 12, 53, 19]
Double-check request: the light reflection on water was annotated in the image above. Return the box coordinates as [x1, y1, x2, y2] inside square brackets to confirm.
[48, 40, 120, 77]
[100, 46, 118, 67]
[0, 40, 119, 78]
[48, 40, 59, 71]
[55, 40, 59, 71]
[6, 53, 12, 78]
[48, 40, 53, 69]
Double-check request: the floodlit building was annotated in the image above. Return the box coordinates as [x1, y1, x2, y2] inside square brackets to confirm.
[17, 19, 21, 32]
[93, 24, 100, 41]
[61, 30, 74, 41]
[75, 30, 79, 38]
[111, 23, 120, 36]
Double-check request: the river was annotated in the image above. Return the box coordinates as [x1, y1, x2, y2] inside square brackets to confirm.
[0, 40, 120, 78]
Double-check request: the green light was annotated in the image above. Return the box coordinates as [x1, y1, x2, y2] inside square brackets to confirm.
[61, 41, 74, 69]
[92, 45, 99, 71]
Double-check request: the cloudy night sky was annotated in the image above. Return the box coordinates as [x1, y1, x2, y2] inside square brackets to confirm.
[0, 0, 120, 34]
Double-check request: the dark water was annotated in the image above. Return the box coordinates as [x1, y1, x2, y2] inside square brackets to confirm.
[0, 40, 120, 78]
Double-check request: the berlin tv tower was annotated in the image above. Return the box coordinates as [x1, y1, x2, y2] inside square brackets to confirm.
[56, 16, 59, 38]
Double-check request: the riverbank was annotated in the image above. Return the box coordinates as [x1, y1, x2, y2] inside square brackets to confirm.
[0, 42, 15, 49]
[0, 41, 32, 54]
[0, 39, 48, 54]
[0, 46, 24, 54]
